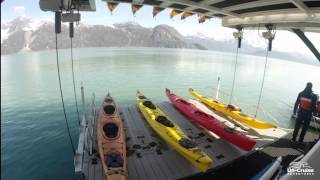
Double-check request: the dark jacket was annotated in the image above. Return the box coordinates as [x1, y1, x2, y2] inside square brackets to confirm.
[294, 90, 317, 117]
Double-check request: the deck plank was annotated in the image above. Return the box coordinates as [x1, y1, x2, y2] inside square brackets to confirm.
[122, 108, 155, 180]
[125, 107, 165, 180]
[121, 112, 140, 180]
[125, 111, 166, 180]
[136, 103, 199, 178]
[128, 106, 182, 180]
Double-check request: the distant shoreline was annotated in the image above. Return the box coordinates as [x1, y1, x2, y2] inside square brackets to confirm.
[2, 47, 319, 67]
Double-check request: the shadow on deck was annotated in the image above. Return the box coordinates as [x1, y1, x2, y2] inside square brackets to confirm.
[185, 132, 318, 180]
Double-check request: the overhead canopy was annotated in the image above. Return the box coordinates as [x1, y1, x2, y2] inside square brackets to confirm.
[101, 0, 320, 32]
[39, 0, 96, 11]
[100, 0, 320, 61]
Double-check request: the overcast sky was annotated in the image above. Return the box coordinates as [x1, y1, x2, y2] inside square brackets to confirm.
[1, 0, 320, 58]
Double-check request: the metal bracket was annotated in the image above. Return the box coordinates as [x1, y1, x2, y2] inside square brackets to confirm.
[233, 25, 243, 48]
[62, 12, 81, 23]
[262, 24, 275, 51]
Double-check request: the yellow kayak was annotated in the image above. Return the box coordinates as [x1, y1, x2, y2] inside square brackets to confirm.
[189, 88, 277, 129]
[136, 91, 213, 172]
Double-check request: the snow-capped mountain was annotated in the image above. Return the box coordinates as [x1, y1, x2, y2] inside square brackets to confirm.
[1, 17, 207, 54]
[1, 16, 318, 66]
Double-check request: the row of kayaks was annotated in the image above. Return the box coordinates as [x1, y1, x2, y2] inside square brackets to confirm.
[97, 88, 278, 179]
[189, 88, 277, 129]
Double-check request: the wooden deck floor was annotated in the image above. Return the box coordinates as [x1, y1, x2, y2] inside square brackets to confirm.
[74, 101, 290, 180]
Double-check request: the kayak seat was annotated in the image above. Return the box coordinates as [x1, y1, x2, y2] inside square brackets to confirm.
[227, 104, 241, 111]
[179, 138, 197, 149]
[212, 100, 219, 103]
[104, 105, 115, 115]
[105, 152, 124, 168]
[103, 123, 119, 138]
[156, 116, 174, 127]
[223, 127, 236, 134]
[194, 111, 211, 119]
[143, 101, 156, 110]
[139, 95, 146, 99]
[177, 99, 190, 105]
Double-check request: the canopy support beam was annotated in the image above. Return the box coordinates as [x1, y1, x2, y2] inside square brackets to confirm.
[290, 0, 310, 14]
[292, 28, 320, 62]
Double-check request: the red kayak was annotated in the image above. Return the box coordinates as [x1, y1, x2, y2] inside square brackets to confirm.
[166, 88, 256, 151]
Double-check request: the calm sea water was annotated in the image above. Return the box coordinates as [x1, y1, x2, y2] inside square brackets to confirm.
[1, 47, 320, 180]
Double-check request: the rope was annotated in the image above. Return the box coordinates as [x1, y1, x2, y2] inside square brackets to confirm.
[255, 48, 269, 118]
[229, 45, 239, 105]
[76, 24, 84, 95]
[55, 33, 76, 155]
[70, 37, 81, 125]
[75, 16, 85, 116]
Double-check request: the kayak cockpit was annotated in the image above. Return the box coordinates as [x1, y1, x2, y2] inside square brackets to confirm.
[194, 111, 212, 119]
[138, 95, 147, 99]
[227, 104, 241, 111]
[177, 99, 191, 105]
[103, 123, 119, 139]
[178, 138, 197, 149]
[104, 105, 116, 115]
[156, 116, 174, 127]
[105, 152, 124, 168]
[143, 101, 156, 110]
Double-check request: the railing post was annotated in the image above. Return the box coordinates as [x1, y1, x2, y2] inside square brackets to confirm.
[81, 81, 85, 119]
[89, 92, 96, 155]
[74, 82, 87, 179]
[215, 76, 221, 100]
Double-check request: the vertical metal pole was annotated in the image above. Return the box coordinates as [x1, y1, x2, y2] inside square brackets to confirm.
[229, 46, 239, 105]
[229, 26, 242, 105]
[90, 92, 95, 155]
[81, 81, 85, 118]
[216, 77, 221, 100]
[55, 11, 61, 34]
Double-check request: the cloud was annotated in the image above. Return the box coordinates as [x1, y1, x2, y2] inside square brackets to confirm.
[13, 5, 26, 15]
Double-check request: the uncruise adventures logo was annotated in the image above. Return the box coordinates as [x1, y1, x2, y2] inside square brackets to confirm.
[287, 162, 315, 176]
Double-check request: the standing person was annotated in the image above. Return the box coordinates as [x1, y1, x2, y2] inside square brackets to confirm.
[292, 82, 317, 142]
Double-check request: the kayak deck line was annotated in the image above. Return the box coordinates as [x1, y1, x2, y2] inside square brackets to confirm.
[75, 100, 290, 180]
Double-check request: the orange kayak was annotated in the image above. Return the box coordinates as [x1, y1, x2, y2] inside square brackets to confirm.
[97, 94, 127, 180]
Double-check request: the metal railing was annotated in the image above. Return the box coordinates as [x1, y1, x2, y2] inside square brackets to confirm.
[74, 84, 98, 179]
[85, 93, 96, 156]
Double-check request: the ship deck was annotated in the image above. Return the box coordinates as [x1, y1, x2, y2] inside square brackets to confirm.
[74, 100, 318, 180]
